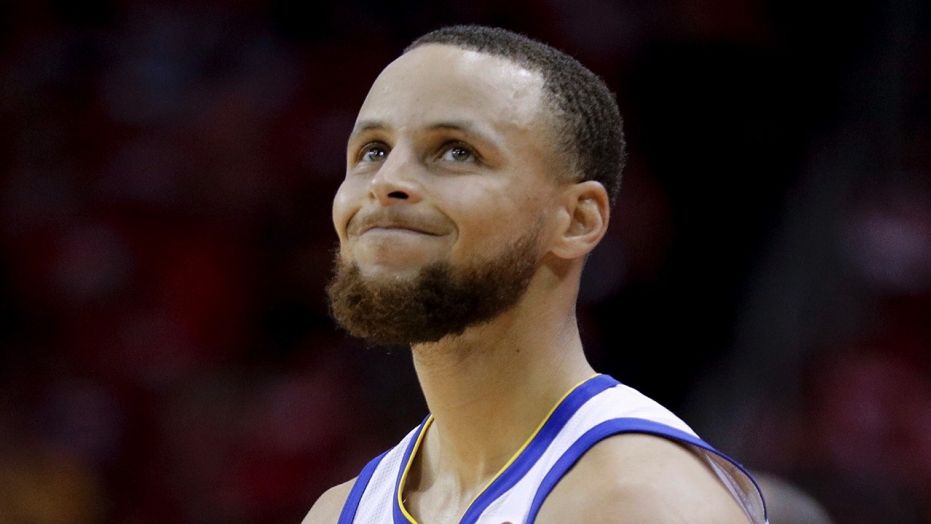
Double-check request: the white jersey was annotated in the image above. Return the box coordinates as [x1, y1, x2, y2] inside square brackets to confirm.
[337, 374, 767, 523]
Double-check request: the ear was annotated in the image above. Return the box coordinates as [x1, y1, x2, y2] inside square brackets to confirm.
[550, 180, 610, 260]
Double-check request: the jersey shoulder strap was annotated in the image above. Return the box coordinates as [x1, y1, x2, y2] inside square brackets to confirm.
[338, 416, 429, 524]
[337, 375, 767, 524]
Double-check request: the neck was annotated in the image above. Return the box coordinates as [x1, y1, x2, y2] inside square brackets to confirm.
[406, 267, 595, 499]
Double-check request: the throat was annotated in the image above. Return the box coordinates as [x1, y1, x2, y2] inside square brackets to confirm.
[398, 369, 598, 523]
[398, 303, 596, 522]
[399, 417, 499, 524]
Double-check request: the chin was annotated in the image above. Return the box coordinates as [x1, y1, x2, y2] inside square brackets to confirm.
[353, 253, 444, 280]
[352, 248, 444, 280]
[357, 264, 423, 282]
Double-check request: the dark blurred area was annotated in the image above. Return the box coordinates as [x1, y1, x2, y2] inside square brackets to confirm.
[0, 1, 928, 522]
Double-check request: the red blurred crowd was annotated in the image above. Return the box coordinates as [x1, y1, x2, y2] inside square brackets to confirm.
[1, 1, 929, 523]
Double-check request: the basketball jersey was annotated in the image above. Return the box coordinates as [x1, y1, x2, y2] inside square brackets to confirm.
[337, 374, 768, 523]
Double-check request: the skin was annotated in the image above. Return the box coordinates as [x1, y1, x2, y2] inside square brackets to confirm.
[304, 44, 749, 523]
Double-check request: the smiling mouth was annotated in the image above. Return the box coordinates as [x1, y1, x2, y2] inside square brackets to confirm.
[349, 210, 448, 237]
[361, 226, 440, 236]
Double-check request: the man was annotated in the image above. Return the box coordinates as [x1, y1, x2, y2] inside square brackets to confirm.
[306, 25, 767, 523]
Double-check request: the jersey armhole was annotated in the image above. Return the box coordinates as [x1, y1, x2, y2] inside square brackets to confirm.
[525, 418, 768, 524]
[337, 450, 389, 524]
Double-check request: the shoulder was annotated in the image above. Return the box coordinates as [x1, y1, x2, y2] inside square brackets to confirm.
[302, 478, 356, 524]
[536, 433, 750, 523]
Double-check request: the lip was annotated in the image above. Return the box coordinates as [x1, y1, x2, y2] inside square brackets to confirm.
[360, 225, 440, 236]
[347, 210, 450, 238]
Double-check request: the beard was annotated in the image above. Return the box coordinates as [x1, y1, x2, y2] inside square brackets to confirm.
[326, 226, 542, 347]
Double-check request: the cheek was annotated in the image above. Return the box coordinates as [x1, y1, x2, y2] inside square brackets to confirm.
[442, 180, 543, 255]
[332, 179, 362, 241]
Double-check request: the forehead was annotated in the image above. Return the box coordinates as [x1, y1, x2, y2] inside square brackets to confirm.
[355, 44, 547, 136]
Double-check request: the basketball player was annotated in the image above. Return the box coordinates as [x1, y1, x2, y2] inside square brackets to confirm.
[305, 26, 767, 523]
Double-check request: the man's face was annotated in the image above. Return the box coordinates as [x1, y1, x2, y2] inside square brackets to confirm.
[328, 44, 565, 345]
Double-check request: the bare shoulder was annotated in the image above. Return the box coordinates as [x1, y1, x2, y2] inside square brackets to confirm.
[302, 478, 356, 524]
[536, 433, 750, 523]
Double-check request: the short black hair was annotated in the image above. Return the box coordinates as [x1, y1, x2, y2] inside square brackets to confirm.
[406, 25, 626, 203]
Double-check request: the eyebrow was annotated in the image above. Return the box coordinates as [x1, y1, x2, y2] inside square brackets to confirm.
[349, 119, 497, 144]
[350, 119, 389, 138]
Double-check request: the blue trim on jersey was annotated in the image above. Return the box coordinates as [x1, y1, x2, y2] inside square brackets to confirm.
[338, 450, 389, 524]
[393, 416, 431, 524]
[459, 374, 619, 523]
[525, 417, 767, 523]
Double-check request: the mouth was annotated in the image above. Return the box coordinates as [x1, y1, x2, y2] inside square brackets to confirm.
[352, 213, 446, 237]
[360, 225, 440, 236]
[347, 209, 451, 239]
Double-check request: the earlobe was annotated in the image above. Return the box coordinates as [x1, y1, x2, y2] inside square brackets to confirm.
[550, 181, 610, 260]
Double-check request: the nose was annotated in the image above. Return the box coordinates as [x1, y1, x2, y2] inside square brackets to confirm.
[368, 144, 423, 206]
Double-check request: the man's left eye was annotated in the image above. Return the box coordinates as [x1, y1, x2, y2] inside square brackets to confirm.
[441, 144, 476, 163]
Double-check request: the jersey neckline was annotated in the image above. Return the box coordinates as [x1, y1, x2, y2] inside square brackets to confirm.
[392, 373, 618, 524]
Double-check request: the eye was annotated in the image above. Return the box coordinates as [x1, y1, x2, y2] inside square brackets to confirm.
[359, 142, 389, 163]
[440, 142, 477, 163]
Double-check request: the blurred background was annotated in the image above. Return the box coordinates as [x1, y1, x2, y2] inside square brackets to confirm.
[1, 0, 929, 522]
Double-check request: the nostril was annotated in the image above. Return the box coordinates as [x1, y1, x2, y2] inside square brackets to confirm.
[388, 191, 409, 200]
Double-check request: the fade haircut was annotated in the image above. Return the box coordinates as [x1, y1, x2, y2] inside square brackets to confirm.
[406, 25, 626, 203]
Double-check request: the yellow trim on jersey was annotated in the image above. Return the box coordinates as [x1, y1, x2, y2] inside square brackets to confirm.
[395, 373, 599, 523]
[465, 373, 599, 508]
[397, 415, 434, 523]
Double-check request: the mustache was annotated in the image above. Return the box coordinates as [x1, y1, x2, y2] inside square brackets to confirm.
[347, 208, 451, 236]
